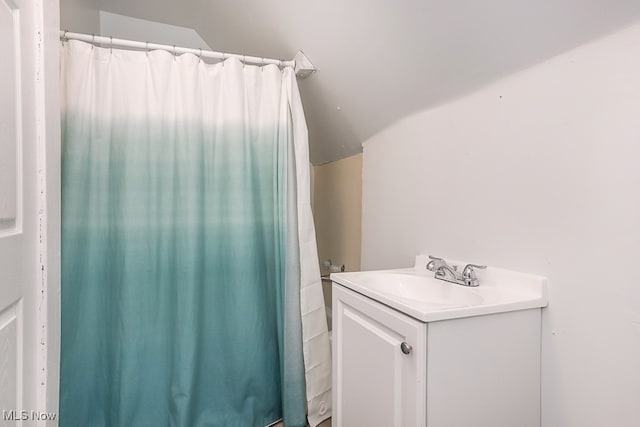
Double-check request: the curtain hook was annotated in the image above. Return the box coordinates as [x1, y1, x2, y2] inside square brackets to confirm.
[243, 55, 246, 68]
[221, 52, 225, 67]
[91, 34, 94, 50]
[110, 36, 113, 54]
[62, 30, 68, 46]
[261, 57, 264, 71]
[173, 45, 177, 61]
[146, 41, 149, 57]
[199, 48, 203, 63]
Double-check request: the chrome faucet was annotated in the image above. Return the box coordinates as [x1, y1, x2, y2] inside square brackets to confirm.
[426, 255, 486, 287]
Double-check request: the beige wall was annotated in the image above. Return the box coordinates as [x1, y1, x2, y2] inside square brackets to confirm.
[313, 153, 362, 309]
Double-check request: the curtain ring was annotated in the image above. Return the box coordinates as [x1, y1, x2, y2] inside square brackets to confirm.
[62, 30, 68, 46]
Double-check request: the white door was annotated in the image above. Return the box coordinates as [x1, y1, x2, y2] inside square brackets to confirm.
[0, 0, 60, 424]
[332, 285, 427, 427]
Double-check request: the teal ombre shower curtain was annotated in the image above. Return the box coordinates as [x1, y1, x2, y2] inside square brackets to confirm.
[60, 40, 331, 427]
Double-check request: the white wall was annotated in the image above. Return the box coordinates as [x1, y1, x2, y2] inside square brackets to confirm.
[361, 21, 640, 427]
[99, 12, 210, 50]
[59, 4, 211, 51]
[60, 0, 99, 34]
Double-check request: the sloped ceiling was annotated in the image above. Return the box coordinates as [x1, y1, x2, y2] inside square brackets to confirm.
[87, 0, 640, 164]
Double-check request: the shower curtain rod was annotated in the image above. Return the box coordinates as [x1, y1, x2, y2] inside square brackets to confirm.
[59, 31, 318, 77]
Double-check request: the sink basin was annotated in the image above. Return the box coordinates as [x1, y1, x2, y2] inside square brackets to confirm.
[356, 272, 484, 308]
[330, 255, 547, 322]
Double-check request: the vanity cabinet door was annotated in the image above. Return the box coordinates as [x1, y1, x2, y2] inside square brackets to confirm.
[332, 285, 426, 427]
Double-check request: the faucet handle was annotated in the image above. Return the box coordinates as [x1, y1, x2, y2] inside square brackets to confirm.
[462, 263, 486, 273]
[462, 263, 486, 287]
[462, 263, 486, 278]
[427, 255, 446, 272]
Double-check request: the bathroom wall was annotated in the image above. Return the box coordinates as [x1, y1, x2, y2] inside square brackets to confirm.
[60, 5, 210, 50]
[313, 154, 363, 309]
[361, 21, 640, 427]
[60, 0, 100, 34]
[99, 12, 210, 50]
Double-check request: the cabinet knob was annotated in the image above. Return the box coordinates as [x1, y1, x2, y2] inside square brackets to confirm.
[400, 342, 412, 355]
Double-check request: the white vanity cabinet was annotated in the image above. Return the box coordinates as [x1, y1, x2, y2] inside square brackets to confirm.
[332, 283, 543, 427]
[332, 284, 427, 427]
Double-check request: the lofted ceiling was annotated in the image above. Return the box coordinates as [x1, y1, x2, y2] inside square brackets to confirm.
[69, 0, 640, 164]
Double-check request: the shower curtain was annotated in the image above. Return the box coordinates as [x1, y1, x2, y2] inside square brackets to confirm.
[60, 40, 331, 427]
